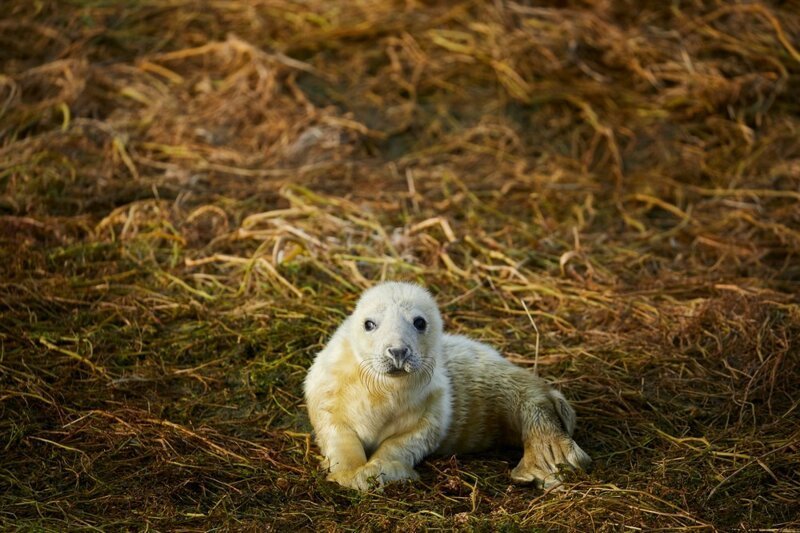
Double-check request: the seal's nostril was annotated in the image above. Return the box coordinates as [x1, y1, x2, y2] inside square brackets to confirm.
[389, 346, 408, 359]
[388, 346, 409, 363]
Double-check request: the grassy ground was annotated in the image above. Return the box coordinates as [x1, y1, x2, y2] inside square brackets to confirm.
[2, 0, 799, 530]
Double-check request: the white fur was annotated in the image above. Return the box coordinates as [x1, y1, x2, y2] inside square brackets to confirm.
[304, 282, 590, 490]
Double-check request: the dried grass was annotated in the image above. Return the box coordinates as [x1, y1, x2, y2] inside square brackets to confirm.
[1, 0, 799, 530]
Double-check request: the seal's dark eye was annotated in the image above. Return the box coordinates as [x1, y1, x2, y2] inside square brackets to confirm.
[413, 317, 427, 332]
[364, 320, 376, 332]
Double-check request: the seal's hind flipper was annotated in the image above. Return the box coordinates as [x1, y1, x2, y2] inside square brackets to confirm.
[547, 389, 576, 436]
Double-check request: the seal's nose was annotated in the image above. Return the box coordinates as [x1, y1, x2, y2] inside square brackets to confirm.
[387, 346, 409, 368]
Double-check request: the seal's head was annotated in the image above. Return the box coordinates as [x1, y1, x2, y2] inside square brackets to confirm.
[349, 282, 443, 380]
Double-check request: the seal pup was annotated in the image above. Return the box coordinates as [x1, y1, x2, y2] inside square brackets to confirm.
[304, 282, 591, 490]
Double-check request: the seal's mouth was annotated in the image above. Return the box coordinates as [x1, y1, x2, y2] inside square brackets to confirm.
[367, 345, 426, 377]
[371, 356, 417, 376]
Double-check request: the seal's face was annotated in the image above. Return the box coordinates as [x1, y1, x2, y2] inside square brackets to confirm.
[350, 282, 443, 381]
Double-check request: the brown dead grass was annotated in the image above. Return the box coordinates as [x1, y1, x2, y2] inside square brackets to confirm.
[1, 0, 799, 530]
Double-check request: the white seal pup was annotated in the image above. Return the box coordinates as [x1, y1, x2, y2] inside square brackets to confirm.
[304, 282, 591, 490]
